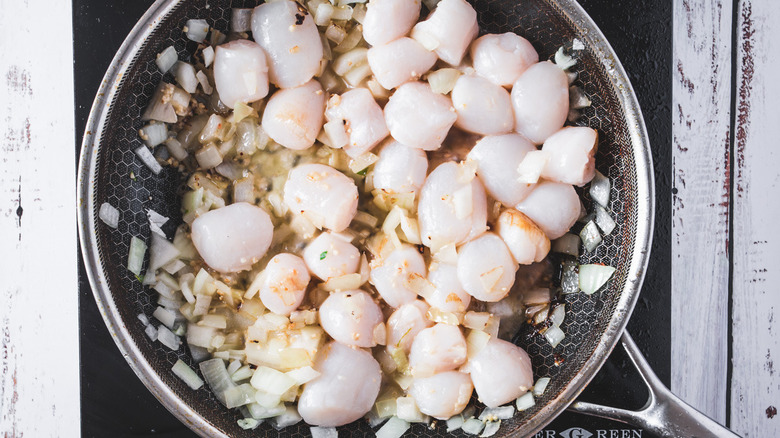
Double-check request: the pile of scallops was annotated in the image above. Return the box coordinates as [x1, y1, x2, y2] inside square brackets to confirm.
[161, 0, 599, 430]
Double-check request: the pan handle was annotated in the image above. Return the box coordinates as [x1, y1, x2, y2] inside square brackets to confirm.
[567, 331, 742, 438]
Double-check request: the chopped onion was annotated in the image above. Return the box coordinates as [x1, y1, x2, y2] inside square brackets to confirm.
[549, 304, 566, 327]
[142, 83, 177, 123]
[149, 233, 180, 271]
[376, 417, 410, 438]
[270, 405, 303, 430]
[332, 48, 367, 75]
[153, 306, 177, 329]
[247, 402, 286, 420]
[552, 233, 580, 256]
[561, 260, 579, 294]
[321, 273, 362, 292]
[137, 313, 150, 326]
[462, 417, 485, 435]
[164, 137, 188, 161]
[554, 47, 577, 70]
[579, 220, 602, 252]
[516, 392, 535, 411]
[285, 366, 320, 385]
[595, 204, 617, 235]
[411, 26, 440, 51]
[544, 325, 565, 348]
[138, 121, 168, 148]
[427, 307, 461, 325]
[310, 426, 338, 438]
[202, 46, 215, 68]
[251, 366, 297, 395]
[315, 3, 335, 26]
[186, 323, 217, 348]
[463, 311, 490, 331]
[196, 143, 223, 169]
[156, 46, 178, 73]
[375, 398, 397, 419]
[164, 259, 186, 275]
[232, 365, 254, 383]
[185, 19, 209, 43]
[200, 358, 236, 406]
[349, 152, 378, 174]
[446, 415, 465, 432]
[237, 418, 260, 430]
[144, 324, 159, 341]
[427, 68, 461, 95]
[516, 150, 550, 184]
[173, 61, 198, 93]
[480, 406, 514, 421]
[532, 377, 551, 396]
[157, 325, 181, 350]
[147, 209, 169, 237]
[481, 421, 501, 437]
[224, 383, 257, 408]
[396, 397, 426, 423]
[193, 294, 212, 316]
[127, 236, 147, 276]
[569, 85, 592, 109]
[196, 70, 213, 95]
[172, 359, 204, 390]
[134, 145, 163, 175]
[589, 170, 610, 207]
[578, 264, 616, 295]
[227, 359, 242, 376]
[230, 8, 253, 32]
[324, 119, 349, 149]
[199, 314, 227, 329]
[99, 202, 119, 228]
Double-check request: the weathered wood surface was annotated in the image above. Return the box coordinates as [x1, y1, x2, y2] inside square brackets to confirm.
[0, 0, 80, 437]
[730, 0, 780, 436]
[671, 0, 732, 425]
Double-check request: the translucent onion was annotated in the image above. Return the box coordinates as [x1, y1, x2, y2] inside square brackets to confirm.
[515, 392, 535, 411]
[135, 145, 163, 174]
[185, 19, 209, 43]
[156, 46, 178, 73]
[99, 202, 119, 228]
[579, 220, 602, 252]
[589, 170, 610, 207]
[173, 61, 199, 93]
[375, 416, 410, 438]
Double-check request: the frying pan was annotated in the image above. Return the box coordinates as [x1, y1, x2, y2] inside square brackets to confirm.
[76, 0, 736, 436]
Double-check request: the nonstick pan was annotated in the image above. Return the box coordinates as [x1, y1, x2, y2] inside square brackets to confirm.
[76, 0, 732, 436]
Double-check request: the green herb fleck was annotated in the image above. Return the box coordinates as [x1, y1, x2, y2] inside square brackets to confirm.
[135, 274, 144, 283]
[356, 168, 368, 176]
[319, 251, 328, 260]
[130, 171, 137, 181]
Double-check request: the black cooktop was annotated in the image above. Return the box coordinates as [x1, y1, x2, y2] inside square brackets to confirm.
[74, 1, 671, 437]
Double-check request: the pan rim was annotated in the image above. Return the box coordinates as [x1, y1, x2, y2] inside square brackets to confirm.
[76, 0, 655, 436]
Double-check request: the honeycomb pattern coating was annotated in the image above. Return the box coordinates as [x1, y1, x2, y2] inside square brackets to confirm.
[89, 0, 640, 436]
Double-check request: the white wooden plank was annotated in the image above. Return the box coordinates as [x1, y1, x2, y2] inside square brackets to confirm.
[671, 0, 732, 424]
[731, 1, 780, 436]
[0, 0, 80, 437]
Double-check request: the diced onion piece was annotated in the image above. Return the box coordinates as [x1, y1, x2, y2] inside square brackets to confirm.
[172, 359, 204, 390]
[157, 325, 181, 350]
[595, 205, 617, 235]
[199, 314, 227, 329]
[396, 397, 426, 423]
[147, 209, 169, 237]
[479, 406, 514, 421]
[149, 233, 180, 271]
[589, 170, 610, 207]
[139, 122, 170, 150]
[321, 273, 362, 292]
[145, 325, 158, 341]
[196, 70, 213, 95]
[463, 311, 490, 331]
[135, 145, 163, 174]
[164, 137, 188, 161]
[270, 405, 303, 430]
[349, 152, 378, 174]
[196, 143, 223, 169]
[286, 366, 320, 385]
[323, 119, 349, 149]
[352, 2, 367, 23]
[156, 46, 178, 73]
[446, 415, 465, 432]
[554, 47, 577, 70]
[332, 4, 353, 20]
[516, 150, 549, 184]
[427, 307, 461, 325]
[99, 202, 119, 228]
[411, 26, 440, 51]
[250, 366, 297, 395]
[232, 365, 254, 383]
[137, 313, 150, 326]
[481, 421, 501, 437]
[247, 402, 286, 419]
[532, 377, 551, 396]
[569, 85, 592, 109]
[185, 19, 209, 43]
[375, 398, 397, 419]
[433, 243, 458, 264]
[230, 8, 253, 32]
[127, 236, 147, 276]
[578, 264, 616, 295]
[552, 233, 580, 256]
[326, 24, 347, 44]
[173, 61, 198, 93]
[549, 304, 566, 327]
[376, 417, 410, 438]
[202, 46, 215, 68]
[427, 68, 461, 94]
[333, 48, 368, 76]
[314, 3, 335, 26]
[224, 383, 257, 408]
[404, 272, 435, 301]
[399, 215, 421, 245]
[461, 418, 485, 435]
[310, 426, 338, 438]
[466, 329, 491, 359]
[237, 418, 260, 430]
[544, 325, 565, 348]
[561, 260, 579, 294]
[579, 220, 602, 252]
[516, 392, 535, 411]
[200, 358, 236, 406]
[391, 348, 410, 375]
[152, 306, 176, 329]
[334, 24, 363, 53]
[343, 63, 372, 87]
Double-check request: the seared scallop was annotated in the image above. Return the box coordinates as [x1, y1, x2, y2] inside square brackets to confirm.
[283, 163, 358, 232]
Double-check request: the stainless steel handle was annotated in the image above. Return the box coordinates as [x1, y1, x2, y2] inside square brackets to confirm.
[567, 332, 741, 438]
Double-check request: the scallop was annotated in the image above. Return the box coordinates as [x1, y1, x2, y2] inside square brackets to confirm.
[319, 290, 384, 348]
[251, 1, 323, 88]
[190, 202, 273, 273]
[515, 180, 581, 239]
[418, 161, 488, 249]
[372, 141, 429, 194]
[409, 371, 473, 420]
[470, 33, 539, 87]
[283, 163, 358, 232]
[298, 341, 382, 427]
[512, 61, 569, 144]
[362, 0, 421, 46]
[302, 232, 361, 281]
[412, 0, 478, 66]
[384, 82, 457, 151]
[495, 209, 550, 265]
[409, 323, 468, 377]
[457, 233, 518, 302]
[467, 134, 537, 206]
[325, 88, 389, 158]
[370, 245, 427, 308]
[262, 79, 325, 150]
[213, 39, 269, 109]
[451, 75, 514, 135]
[541, 126, 599, 186]
[367, 37, 438, 90]
[386, 300, 433, 354]
[426, 262, 471, 313]
[259, 253, 310, 315]
[468, 338, 533, 408]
